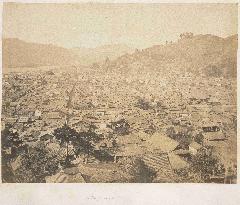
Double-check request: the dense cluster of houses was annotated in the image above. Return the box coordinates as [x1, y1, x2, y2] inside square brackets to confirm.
[1, 67, 237, 183]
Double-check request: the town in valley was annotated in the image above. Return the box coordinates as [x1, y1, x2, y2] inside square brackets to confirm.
[1, 3, 238, 183]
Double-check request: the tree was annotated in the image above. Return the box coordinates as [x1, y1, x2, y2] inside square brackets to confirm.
[53, 124, 101, 164]
[54, 124, 79, 145]
[105, 57, 111, 70]
[173, 133, 192, 149]
[74, 126, 102, 158]
[174, 168, 202, 183]
[167, 125, 193, 149]
[136, 98, 152, 110]
[190, 147, 222, 182]
[194, 133, 204, 145]
[15, 142, 59, 183]
[3, 101, 11, 113]
[166, 126, 175, 138]
[205, 65, 223, 78]
[54, 124, 80, 165]
[109, 119, 130, 135]
[1, 124, 25, 182]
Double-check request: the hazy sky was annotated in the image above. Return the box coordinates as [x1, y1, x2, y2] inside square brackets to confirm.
[3, 3, 238, 48]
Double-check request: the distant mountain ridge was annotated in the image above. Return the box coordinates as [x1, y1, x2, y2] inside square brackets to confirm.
[2, 38, 134, 68]
[3, 34, 237, 78]
[3, 38, 80, 68]
[71, 44, 134, 65]
[103, 34, 237, 78]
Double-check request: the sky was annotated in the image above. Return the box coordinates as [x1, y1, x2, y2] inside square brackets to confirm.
[3, 3, 238, 49]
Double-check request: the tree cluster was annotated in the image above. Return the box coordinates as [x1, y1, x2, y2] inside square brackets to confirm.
[2, 123, 103, 182]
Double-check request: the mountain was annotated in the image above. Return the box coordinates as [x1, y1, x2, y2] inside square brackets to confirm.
[3, 34, 237, 78]
[71, 44, 134, 65]
[3, 38, 80, 68]
[104, 34, 237, 78]
[2, 38, 134, 68]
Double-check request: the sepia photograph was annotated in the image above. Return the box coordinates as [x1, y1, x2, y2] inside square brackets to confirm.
[1, 2, 238, 183]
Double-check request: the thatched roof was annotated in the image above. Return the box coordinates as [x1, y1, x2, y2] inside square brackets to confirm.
[168, 153, 189, 170]
[114, 144, 147, 157]
[146, 133, 179, 153]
